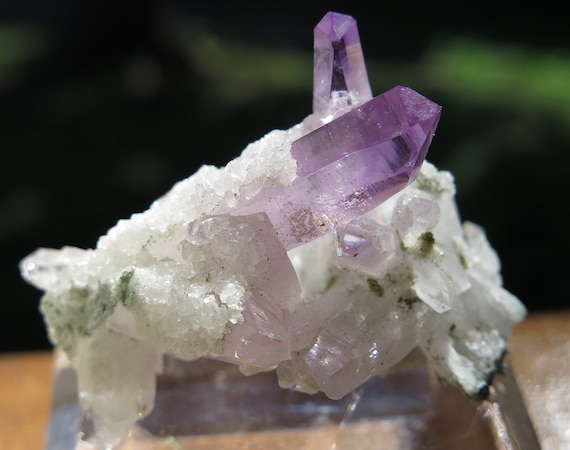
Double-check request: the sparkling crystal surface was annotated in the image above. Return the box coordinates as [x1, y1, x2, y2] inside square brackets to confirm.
[313, 11, 372, 114]
[19, 11, 526, 449]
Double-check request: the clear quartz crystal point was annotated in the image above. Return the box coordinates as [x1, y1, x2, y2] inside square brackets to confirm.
[313, 11, 373, 114]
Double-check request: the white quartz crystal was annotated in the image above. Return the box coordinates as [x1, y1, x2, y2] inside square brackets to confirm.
[20, 104, 525, 449]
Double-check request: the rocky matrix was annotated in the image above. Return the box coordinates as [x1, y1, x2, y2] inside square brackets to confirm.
[20, 11, 526, 449]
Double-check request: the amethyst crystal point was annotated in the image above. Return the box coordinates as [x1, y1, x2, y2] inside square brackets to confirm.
[267, 86, 440, 249]
[334, 218, 402, 278]
[293, 86, 442, 180]
[313, 11, 372, 114]
[238, 87, 441, 251]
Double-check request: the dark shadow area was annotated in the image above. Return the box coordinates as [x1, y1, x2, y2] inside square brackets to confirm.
[2, 2, 569, 351]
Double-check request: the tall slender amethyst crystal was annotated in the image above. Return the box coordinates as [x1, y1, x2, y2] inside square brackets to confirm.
[313, 11, 372, 114]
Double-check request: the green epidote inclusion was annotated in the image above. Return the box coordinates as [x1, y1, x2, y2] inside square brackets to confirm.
[418, 231, 436, 256]
[40, 268, 138, 355]
[115, 268, 136, 307]
[398, 296, 420, 312]
[366, 278, 384, 297]
[40, 282, 117, 355]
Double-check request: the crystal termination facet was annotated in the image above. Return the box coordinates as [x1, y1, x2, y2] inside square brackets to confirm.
[313, 11, 372, 114]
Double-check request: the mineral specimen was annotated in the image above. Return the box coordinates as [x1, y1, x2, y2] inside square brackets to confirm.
[20, 11, 526, 449]
[312, 10, 372, 114]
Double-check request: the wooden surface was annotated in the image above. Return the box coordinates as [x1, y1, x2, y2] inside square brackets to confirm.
[508, 311, 570, 450]
[0, 351, 53, 450]
[1, 311, 568, 450]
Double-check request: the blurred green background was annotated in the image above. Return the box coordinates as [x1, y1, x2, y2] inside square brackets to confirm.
[2, 2, 569, 352]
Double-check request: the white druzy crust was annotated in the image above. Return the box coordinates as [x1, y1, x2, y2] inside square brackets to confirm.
[20, 126, 305, 446]
[20, 117, 525, 449]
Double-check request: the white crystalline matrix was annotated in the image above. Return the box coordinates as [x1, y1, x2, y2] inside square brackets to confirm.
[19, 11, 526, 450]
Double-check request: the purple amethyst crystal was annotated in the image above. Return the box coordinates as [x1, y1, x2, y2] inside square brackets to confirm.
[313, 11, 372, 114]
[293, 86, 441, 181]
[238, 13, 442, 250]
[239, 86, 441, 250]
[235, 11, 441, 251]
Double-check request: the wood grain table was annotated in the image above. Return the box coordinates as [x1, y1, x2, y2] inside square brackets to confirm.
[1, 310, 568, 450]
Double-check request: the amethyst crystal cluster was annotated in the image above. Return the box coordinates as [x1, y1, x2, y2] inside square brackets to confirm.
[20, 12, 525, 449]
